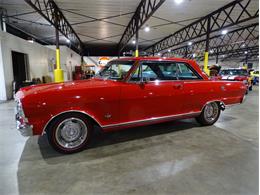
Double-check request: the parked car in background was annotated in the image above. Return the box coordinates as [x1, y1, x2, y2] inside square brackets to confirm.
[219, 68, 253, 93]
[15, 57, 247, 154]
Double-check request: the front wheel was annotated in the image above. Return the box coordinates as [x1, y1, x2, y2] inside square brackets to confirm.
[46, 113, 93, 154]
[196, 102, 220, 126]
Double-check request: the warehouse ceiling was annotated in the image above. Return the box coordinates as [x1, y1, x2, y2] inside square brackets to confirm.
[0, 0, 259, 57]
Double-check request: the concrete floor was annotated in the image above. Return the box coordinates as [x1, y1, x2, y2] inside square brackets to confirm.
[0, 87, 258, 195]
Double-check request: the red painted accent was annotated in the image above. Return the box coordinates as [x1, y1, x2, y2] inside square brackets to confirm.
[16, 57, 247, 135]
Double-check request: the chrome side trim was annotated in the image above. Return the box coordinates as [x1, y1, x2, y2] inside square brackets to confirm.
[102, 111, 201, 129]
[42, 110, 102, 135]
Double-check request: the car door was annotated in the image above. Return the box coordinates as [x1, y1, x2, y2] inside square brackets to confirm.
[176, 62, 207, 113]
[119, 60, 184, 124]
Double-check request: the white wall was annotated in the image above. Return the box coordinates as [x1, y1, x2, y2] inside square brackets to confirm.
[47, 46, 82, 80]
[0, 31, 83, 100]
[0, 31, 57, 100]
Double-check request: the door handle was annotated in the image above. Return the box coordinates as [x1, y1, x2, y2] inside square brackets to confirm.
[173, 83, 183, 89]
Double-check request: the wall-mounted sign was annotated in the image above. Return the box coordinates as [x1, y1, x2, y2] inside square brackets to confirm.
[98, 57, 110, 66]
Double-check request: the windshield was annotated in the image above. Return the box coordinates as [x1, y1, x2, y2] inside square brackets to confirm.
[220, 69, 248, 76]
[96, 60, 135, 80]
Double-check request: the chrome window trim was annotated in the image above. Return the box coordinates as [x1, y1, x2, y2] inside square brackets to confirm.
[126, 60, 203, 84]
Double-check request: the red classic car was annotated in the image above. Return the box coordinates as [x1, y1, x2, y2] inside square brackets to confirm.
[15, 57, 247, 153]
[219, 68, 253, 93]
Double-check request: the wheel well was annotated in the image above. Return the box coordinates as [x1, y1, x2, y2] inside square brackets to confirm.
[202, 101, 225, 111]
[43, 111, 101, 134]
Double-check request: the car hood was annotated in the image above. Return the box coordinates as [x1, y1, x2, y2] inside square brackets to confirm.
[16, 78, 117, 99]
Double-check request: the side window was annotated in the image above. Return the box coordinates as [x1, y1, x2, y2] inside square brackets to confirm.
[142, 62, 179, 81]
[176, 62, 200, 80]
[129, 61, 201, 82]
[129, 64, 142, 82]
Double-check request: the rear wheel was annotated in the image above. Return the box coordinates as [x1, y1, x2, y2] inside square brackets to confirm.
[196, 102, 220, 126]
[46, 113, 93, 154]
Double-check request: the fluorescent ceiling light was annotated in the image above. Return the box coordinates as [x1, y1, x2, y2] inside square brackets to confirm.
[188, 42, 192, 46]
[144, 26, 150, 32]
[175, 0, 184, 4]
[168, 49, 171, 52]
[221, 29, 228, 35]
[132, 40, 136, 44]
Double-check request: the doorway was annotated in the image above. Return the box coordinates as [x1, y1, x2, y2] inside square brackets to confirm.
[11, 51, 29, 93]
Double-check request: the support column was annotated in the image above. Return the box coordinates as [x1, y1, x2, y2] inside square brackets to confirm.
[135, 17, 139, 57]
[244, 54, 248, 69]
[185, 46, 188, 58]
[54, 13, 64, 82]
[216, 48, 219, 64]
[0, 8, 6, 32]
[204, 18, 211, 75]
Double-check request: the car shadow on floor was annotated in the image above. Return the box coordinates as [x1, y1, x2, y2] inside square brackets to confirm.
[34, 119, 201, 160]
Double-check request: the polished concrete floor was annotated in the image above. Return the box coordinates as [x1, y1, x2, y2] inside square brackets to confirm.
[0, 87, 258, 195]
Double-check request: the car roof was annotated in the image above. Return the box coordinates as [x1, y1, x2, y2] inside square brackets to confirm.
[113, 57, 192, 62]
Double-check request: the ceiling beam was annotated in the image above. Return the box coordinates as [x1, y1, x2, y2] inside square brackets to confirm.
[220, 46, 259, 62]
[145, 0, 259, 54]
[24, 0, 83, 54]
[117, 0, 166, 53]
[163, 23, 259, 58]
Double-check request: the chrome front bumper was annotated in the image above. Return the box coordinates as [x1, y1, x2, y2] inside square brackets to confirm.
[15, 100, 33, 136]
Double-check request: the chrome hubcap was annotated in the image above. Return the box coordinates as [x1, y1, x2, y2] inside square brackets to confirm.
[204, 102, 219, 122]
[56, 118, 88, 149]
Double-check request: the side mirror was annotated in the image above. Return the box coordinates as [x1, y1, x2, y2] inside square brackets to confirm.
[141, 77, 149, 84]
[139, 77, 149, 87]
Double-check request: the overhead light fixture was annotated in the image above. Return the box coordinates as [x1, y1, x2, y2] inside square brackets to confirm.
[210, 50, 214, 53]
[188, 42, 192, 46]
[221, 29, 228, 35]
[168, 49, 171, 52]
[175, 0, 184, 4]
[66, 39, 71, 43]
[244, 51, 248, 54]
[27, 38, 34, 43]
[242, 44, 246, 47]
[144, 26, 150, 32]
[222, 55, 225, 58]
[157, 53, 161, 56]
[132, 40, 136, 44]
